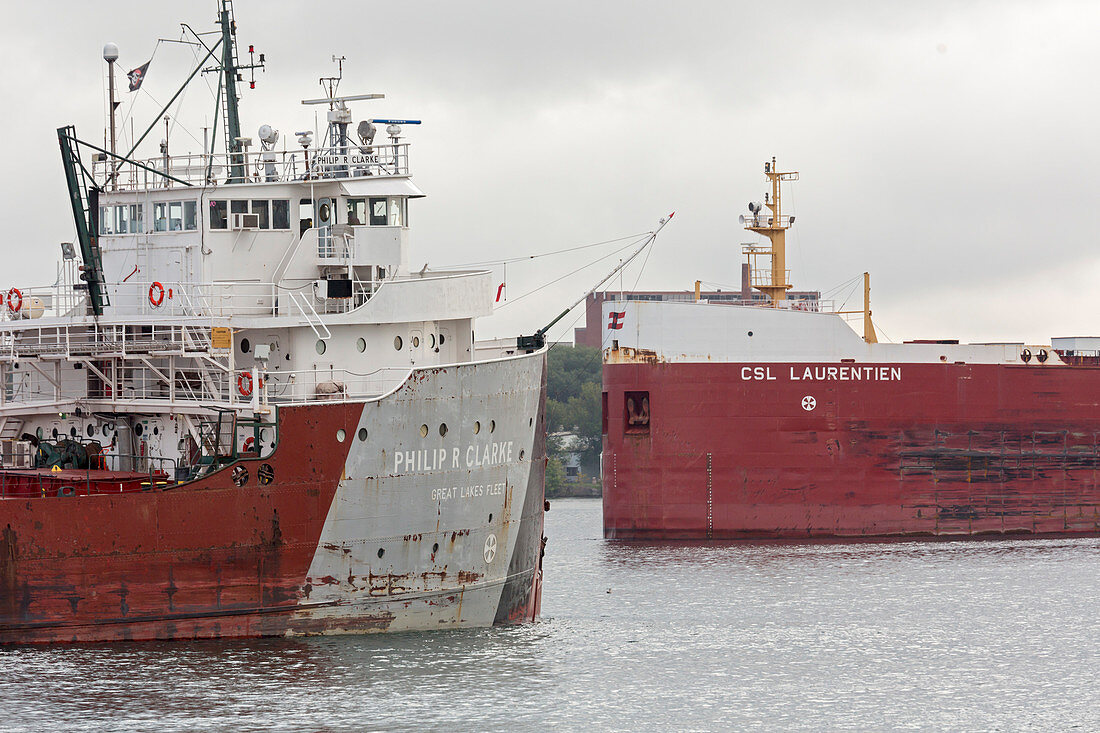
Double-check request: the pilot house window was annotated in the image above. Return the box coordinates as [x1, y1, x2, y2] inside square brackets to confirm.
[152, 200, 197, 231]
[369, 198, 387, 226]
[209, 200, 228, 229]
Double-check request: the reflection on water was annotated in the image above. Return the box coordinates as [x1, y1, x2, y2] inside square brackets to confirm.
[2, 498, 1100, 731]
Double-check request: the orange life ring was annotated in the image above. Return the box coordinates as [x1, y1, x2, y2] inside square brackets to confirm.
[243, 436, 255, 452]
[7, 288, 22, 313]
[238, 372, 253, 397]
[149, 282, 165, 307]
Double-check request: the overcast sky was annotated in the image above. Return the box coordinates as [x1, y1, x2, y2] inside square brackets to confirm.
[4, 1, 1099, 344]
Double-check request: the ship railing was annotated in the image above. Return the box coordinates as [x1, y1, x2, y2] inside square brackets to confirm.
[0, 279, 364, 321]
[717, 298, 835, 313]
[0, 284, 89, 323]
[747, 268, 793, 288]
[741, 214, 795, 229]
[0, 322, 217, 361]
[0, 453, 178, 500]
[1, 361, 237, 409]
[262, 367, 411, 404]
[91, 143, 412, 191]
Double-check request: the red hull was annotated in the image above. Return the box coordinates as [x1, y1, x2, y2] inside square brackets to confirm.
[0, 403, 358, 643]
[603, 362, 1100, 540]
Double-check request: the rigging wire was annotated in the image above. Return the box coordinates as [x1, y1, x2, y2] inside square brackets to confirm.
[496, 235, 652, 310]
[117, 40, 164, 151]
[547, 230, 662, 347]
[835, 278, 862, 313]
[438, 232, 649, 270]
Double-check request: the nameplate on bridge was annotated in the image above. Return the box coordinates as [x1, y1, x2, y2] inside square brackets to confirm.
[316, 153, 379, 167]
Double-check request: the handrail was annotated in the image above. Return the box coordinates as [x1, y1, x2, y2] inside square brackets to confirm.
[288, 290, 332, 340]
[90, 142, 412, 191]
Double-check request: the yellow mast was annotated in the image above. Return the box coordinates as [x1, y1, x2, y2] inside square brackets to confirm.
[862, 272, 878, 344]
[742, 157, 798, 303]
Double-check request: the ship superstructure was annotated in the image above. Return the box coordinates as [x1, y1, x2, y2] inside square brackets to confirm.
[602, 158, 1100, 540]
[0, 3, 547, 643]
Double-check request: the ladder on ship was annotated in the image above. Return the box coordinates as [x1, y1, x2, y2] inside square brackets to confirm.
[219, 0, 247, 182]
[57, 125, 110, 316]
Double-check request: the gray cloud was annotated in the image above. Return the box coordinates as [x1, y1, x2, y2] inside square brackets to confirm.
[4, 1, 1098, 343]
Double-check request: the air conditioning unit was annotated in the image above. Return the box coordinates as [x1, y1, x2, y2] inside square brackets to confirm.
[232, 213, 260, 230]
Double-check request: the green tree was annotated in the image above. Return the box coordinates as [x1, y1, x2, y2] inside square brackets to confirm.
[545, 456, 567, 497]
[546, 345, 603, 475]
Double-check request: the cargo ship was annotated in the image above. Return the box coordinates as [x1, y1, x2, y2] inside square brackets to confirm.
[0, 3, 546, 643]
[602, 158, 1100, 540]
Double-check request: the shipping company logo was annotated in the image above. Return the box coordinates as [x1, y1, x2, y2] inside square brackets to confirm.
[608, 311, 625, 330]
[801, 395, 817, 411]
[484, 534, 498, 563]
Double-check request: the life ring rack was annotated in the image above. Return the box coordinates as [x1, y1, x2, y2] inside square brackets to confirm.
[238, 372, 263, 397]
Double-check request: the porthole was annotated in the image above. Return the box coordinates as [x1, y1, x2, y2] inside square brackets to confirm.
[377, 547, 385, 559]
[358, 427, 368, 441]
[336, 428, 346, 442]
[412, 335, 420, 348]
[432, 542, 439, 553]
[37, 427, 44, 439]
[87, 424, 95, 437]
[51, 428, 58, 438]
[419, 424, 429, 437]
[439, 333, 446, 345]
[356, 337, 366, 353]
[430, 334, 436, 348]
[439, 423, 448, 437]
[232, 465, 248, 487]
[489, 419, 496, 433]
[269, 342, 277, 353]
[258, 463, 275, 485]
[240, 338, 251, 354]
[315, 339, 327, 355]
[529, 417, 533, 427]
[153, 426, 159, 436]
[102, 425, 110, 437]
[474, 420, 481, 435]
[260, 428, 270, 442]
[747, 331, 754, 337]
[70, 426, 77, 437]
[134, 423, 143, 437]
[394, 336, 403, 350]
[520, 449, 525, 460]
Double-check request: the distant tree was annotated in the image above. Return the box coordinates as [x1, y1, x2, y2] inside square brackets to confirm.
[546, 345, 603, 473]
[545, 456, 567, 497]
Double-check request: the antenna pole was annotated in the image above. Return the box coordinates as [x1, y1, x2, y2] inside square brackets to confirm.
[108, 61, 116, 184]
[103, 44, 119, 190]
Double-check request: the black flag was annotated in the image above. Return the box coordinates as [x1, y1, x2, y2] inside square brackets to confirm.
[127, 60, 150, 91]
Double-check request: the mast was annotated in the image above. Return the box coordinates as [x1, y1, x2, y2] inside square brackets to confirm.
[741, 157, 798, 303]
[219, 0, 243, 181]
[103, 43, 119, 190]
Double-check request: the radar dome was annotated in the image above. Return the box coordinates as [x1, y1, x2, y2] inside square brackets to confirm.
[103, 43, 119, 62]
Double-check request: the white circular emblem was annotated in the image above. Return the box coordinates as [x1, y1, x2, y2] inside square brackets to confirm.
[483, 533, 498, 563]
[801, 395, 817, 411]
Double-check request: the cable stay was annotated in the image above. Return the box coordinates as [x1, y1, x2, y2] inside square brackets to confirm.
[516, 212, 675, 351]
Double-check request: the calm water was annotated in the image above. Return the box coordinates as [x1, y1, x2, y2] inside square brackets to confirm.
[2, 498, 1100, 731]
